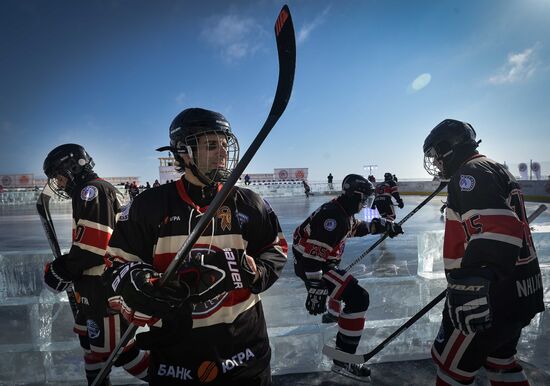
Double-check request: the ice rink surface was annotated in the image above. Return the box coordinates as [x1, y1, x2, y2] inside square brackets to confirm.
[1, 193, 549, 385]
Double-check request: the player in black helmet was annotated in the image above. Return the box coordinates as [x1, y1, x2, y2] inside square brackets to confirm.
[371, 172, 404, 221]
[292, 174, 403, 382]
[42, 144, 149, 385]
[423, 119, 544, 385]
[103, 107, 287, 385]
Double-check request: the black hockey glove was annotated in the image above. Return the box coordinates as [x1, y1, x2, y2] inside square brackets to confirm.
[370, 218, 403, 238]
[446, 269, 493, 335]
[305, 280, 329, 315]
[397, 199, 404, 209]
[44, 258, 72, 292]
[178, 248, 257, 302]
[105, 261, 190, 326]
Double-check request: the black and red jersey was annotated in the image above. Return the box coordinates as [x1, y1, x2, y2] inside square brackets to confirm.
[107, 178, 287, 383]
[62, 178, 121, 278]
[292, 197, 369, 280]
[443, 154, 544, 322]
[373, 179, 401, 202]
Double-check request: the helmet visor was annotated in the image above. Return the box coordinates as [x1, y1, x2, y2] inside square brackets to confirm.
[361, 192, 375, 209]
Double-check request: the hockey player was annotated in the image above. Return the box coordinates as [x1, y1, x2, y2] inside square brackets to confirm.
[371, 172, 404, 221]
[103, 107, 288, 385]
[423, 119, 544, 385]
[42, 144, 149, 385]
[292, 174, 403, 382]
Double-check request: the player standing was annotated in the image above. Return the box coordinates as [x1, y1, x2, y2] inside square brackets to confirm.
[42, 144, 149, 385]
[423, 119, 544, 385]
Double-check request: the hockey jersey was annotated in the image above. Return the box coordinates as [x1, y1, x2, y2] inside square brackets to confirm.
[63, 178, 122, 279]
[293, 198, 369, 280]
[443, 154, 544, 322]
[373, 179, 401, 203]
[107, 179, 287, 383]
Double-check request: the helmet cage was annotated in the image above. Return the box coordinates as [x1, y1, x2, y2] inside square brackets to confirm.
[174, 129, 239, 184]
[423, 145, 449, 179]
[44, 146, 95, 199]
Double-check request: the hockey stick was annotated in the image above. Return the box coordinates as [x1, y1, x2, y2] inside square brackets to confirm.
[344, 181, 449, 272]
[91, 5, 296, 385]
[36, 183, 79, 318]
[323, 203, 547, 364]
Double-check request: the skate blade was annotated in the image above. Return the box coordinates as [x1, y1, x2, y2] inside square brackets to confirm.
[331, 365, 372, 383]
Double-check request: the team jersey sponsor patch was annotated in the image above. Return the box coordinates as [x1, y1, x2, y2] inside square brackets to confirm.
[324, 218, 337, 231]
[459, 175, 476, 191]
[80, 185, 98, 201]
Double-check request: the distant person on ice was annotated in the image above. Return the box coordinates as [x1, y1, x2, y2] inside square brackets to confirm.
[423, 119, 544, 385]
[103, 107, 288, 385]
[371, 172, 404, 221]
[292, 174, 403, 382]
[327, 173, 334, 190]
[303, 180, 312, 197]
[42, 144, 149, 385]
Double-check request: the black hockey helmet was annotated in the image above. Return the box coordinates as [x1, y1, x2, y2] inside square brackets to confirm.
[157, 107, 239, 185]
[43, 143, 95, 198]
[342, 174, 375, 209]
[423, 119, 480, 179]
[384, 172, 393, 182]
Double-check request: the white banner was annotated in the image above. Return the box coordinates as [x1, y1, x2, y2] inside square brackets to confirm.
[274, 168, 308, 181]
[0, 174, 34, 188]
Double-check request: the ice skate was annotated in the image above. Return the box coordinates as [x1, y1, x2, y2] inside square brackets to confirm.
[331, 359, 372, 383]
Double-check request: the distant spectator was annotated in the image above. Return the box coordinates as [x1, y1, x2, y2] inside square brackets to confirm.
[244, 174, 251, 185]
[153, 179, 160, 188]
[129, 181, 140, 201]
[393, 174, 398, 182]
[303, 180, 312, 198]
[145, 181, 151, 189]
[327, 173, 334, 190]
[124, 181, 130, 195]
[367, 175, 376, 184]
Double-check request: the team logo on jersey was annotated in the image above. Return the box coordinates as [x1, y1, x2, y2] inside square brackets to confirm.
[324, 218, 337, 231]
[217, 206, 232, 231]
[86, 319, 101, 339]
[459, 175, 476, 191]
[80, 185, 98, 201]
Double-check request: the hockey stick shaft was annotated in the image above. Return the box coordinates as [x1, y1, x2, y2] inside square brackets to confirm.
[345, 181, 448, 271]
[36, 183, 79, 318]
[92, 6, 295, 385]
[324, 203, 547, 364]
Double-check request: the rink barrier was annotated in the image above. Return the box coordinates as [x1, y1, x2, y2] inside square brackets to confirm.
[2, 180, 549, 205]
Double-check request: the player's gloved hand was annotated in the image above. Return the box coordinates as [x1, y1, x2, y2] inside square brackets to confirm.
[370, 218, 403, 238]
[44, 258, 72, 292]
[397, 199, 404, 209]
[446, 269, 494, 335]
[305, 280, 329, 315]
[105, 261, 190, 326]
[178, 248, 257, 302]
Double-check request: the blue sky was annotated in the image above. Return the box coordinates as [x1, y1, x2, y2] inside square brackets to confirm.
[2, 0, 550, 184]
